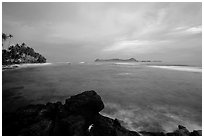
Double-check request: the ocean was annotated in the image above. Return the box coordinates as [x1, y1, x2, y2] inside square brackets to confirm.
[2, 62, 202, 133]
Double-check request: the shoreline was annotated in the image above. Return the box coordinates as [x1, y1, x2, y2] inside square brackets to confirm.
[2, 63, 52, 71]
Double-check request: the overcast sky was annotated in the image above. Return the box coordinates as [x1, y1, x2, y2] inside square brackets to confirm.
[2, 2, 202, 65]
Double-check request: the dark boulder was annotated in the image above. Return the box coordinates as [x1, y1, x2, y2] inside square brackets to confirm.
[57, 115, 87, 135]
[190, 130, 202, 136]
[167, 125, 190, 136]
[64, 90, 104, 117]
[19, 119, 54, 136]
[174, 125, 190, 136]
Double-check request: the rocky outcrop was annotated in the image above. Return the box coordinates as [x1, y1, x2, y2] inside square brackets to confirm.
[166, 125, 202, 136]
[2, 90, 202, 136]
[140, 125, 202, 136]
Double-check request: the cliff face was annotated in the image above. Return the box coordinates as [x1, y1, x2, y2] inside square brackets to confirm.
[2, 91, 201, 136]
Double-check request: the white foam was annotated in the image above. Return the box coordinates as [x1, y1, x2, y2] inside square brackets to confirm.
[148, 65, 202, 73]
[18, 63, 52, 67]
[114, 62, 138, 66]
[117, 73, 131, 75]
[55, 62, 71, 64]
[2, 63, 53, 71]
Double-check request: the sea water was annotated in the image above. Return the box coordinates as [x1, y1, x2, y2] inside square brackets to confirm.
[2, 62, 202, 132]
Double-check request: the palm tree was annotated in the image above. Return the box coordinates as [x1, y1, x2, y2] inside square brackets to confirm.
[2, 33, 8, 49]
[21, 42, 26, 47]
[2, 33, 13, 49]
[8, 34, 13, 49]
[2, 33, 7, 41]
[20, 43, 26, 55]
[8, 34, 13, 39]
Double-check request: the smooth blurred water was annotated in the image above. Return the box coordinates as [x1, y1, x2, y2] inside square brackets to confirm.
[2, 63, 202, 132]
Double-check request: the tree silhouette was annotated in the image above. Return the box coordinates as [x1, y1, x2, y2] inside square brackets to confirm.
[2, 33, 13, 49]
[8, 34, 13, 48]
[2, 33, 46, 65]
[2, 33, 8, 49]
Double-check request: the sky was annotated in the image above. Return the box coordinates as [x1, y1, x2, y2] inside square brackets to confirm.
[2, 2, 202, 65]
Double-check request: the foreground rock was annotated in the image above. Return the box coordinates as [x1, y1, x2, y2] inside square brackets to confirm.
[140, 125, 202, 136]
[2, 90, 201, 136]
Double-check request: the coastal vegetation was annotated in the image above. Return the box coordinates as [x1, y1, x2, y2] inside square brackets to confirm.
[2, 33, 46, 65]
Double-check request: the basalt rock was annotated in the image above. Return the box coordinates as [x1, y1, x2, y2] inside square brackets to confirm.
[2, 90, 202, 136]
[166, 125, 200, 136]
[190, 130, 202, 136]
[91, 114, 140, 136]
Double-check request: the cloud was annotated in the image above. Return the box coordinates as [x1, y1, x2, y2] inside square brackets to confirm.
[174, 25, 202, 34]
[103, 40, 150, 51]
[185, 26, 202, 33]
[103, 40, 171, 53]
[162, 25, 202, 42]
[2, 3, 202, 64]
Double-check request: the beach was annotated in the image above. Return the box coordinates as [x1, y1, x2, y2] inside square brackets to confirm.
[2, 63, 53, 71]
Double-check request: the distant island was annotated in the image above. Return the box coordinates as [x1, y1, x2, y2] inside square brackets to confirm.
[95, 58, 161, 63]
[2, 33, 46, 65]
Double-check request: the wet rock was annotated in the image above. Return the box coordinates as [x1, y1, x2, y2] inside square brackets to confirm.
[91, 114, 118, 135]
[19, 119, 54, 136]
[2, 90, 202, 136]
[173, 125, 190, 136]
[190, 130, 202, 136]
[139, 131, 166, 136]
[55, 102, 69, 118]
[64, 90, 104, 117]
[91, 113, 140, 136]
[57, 115, 87, 135]
[166, 125, 190, 136]
[178, 125, 186, 129]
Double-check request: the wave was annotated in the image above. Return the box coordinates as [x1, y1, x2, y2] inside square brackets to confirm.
[114, 62, 137, 65]
[102, 102, 202, 132]
[79, 62, 85, 64]
[18, 63, 53, 68]
[148, 65, 202, 73]
[113, 62, 140, 66]
[117, 73, 131, 76]
[3, 63, 53, 71]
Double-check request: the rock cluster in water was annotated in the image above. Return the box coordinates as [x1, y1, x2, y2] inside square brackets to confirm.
[3, 90, 202, 136]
